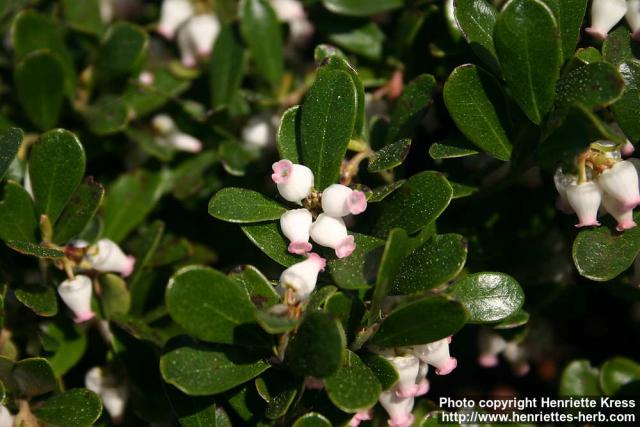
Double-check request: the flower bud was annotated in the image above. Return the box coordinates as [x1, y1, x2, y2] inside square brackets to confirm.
[408, 337, 457, 375]
[242, 114, 276, 149]
[598, 160, 640, 210]
[169, 133, 203, 153]
[310, 214, 356, 258]
[271, 160, 315, 204]
[280, 208, 313, 254]
[565, 181, 603, 227]
[378, 391, 415, 427]
[58, 275, 94, 323]
[152, 114, 203, 153]
[157, 0, 195, 40]
[586, 0, 627, 40]
[627, 0, 640, 39]
[88, 239, 136, 277]
[385, 355, 420, 398]
[278, 253, 326, 302]
[85, 367, 128, 420]
[321, 184, 367, 217]
[478, 328, 507, 368]
[138, 71, 155, 86]
[554, 169, 577, 214]
[177, 14, 220, 66]
[602, 192, 637, 231]
[622, 140, 636, 157]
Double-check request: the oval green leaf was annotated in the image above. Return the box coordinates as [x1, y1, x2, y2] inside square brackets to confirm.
[325, 350, 382, 412]
[559, 360, 601, 396]
[386, 74, 436, 144]
[52, 177, 104, 244]
[277, 105, 301, 163]
[322, 0, 403, 17]
[556, 62, 625, 109]
[241, 222, 302, 267]
[368, 139, 411, 173]
[0, 181, 38, 243]
[209, 188, 286, 223]
[600, 357, 640, 396]
[34, 389, 102, 427]
[454, 0, 500, 73]
[0, 128, 22, 181]
[210, 24, 245, 110]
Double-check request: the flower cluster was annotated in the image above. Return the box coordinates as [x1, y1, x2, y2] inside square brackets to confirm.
[586, 0, 640, 40]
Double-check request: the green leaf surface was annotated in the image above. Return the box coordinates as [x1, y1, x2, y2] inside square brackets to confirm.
[209, 188, 286, 223]
[325, 350, 381, 412]
[540, 0, 587, 61]
[391, 234, 467, 295]
[362, 353, 398, 391]
[230, 265, 280, 309]
[603, 27, 640, 65]
[386, 74, 436, 143]
[84, 95, 130, 136]
[240, 0, 284, 89]
[429, 138, 479, 159]
[444, 64, 512, 161]
[328, 233, 384, 290]
[13, 357, 57, 397]
[447, 272, 523, 323]
[96, 22, 148, 80]
[0, 128, 22, 180]
[34, 389, 102, 427]
[61, 0, 105, 36]
[14, 282, 58, 316]
[277, 105, 301, 163]
[556, 62, 625, 109]
[369, 296, 467, 348]
[165, 387, 218, 427]
[7, 241, 64, 259]
[325, 292, 364, 342]
[322, 0, 403, 17]
[494, 0, 561, 124]
[323, 19, 384, 61]
[559, 360, 601, 396]
[370, 229, 408, 324]
[454, 0, 499, 73]
[612, 60, 640, 142]
[255, 310, 298, 334]
[255, 371, 299, 420]
[450, 182, 478, 199]
[367, 181, 405, 203]
[29, 129, 85, 223]
[292, 413, 332, 427]
[368, 139, 411, 172]
[494, 308, 530, 329]
[374, 171, 452, 237]
[122, 69, 191, 117]
[285, 311, 346, 378]
[241, 222, 302, 267]
[40, 320, 86, 376]
[300, 68, 357, 190]
[0, 181, 38, 243]
[99, 274, 131, 319]
[600, 357, 640, 396]
[160, 337, 269, 396]
[210, 24, 245, 110]
[52, 178, 104, 244]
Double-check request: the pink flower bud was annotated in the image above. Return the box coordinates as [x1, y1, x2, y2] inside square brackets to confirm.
[598, 160, 640, 210]
[408, 337, 457, 376]
[602, 193, 637, 231]
[157, 0, 194, 40]
[622, 140, 636, 157]
[585, 0, 627, 40]
[138, 71, 155, 86]
[378, 391, 415, 427]
[271, 160, 315, 204]
[310, 214, 356, 258]
[321, 184, 367, 217]
[280, 209, 313, 254]
[627, 0, 640, 40]
[278, 253, 326, 302]
[88, 239, 136, 277]
[58, 275, 94, 323]
[566, 181, 603, 227]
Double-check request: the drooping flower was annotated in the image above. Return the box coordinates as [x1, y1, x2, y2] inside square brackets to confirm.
[271, 160, 314, 204]
[309, 214, 356, 258]
[242, 114, 276, 149]
[386, 355, 420, 398]
[278, 253, 326, 302]
[565, 181, 603, 227]
[152, 114, 203, 153]
[85, 367, 128, 420]
[87, 239, 136, 277]
[321, 184, 367, 217]
[138, 71, 155, 87]
[597, 160, 640, 210]
[177, 14, 221, 67]
[378, 391, 415, 427]
[157, 0, 195, 40]
[280, 208, 313, 254]
[0, 405, 13, 427]
[348, 409, 373, 427]
[271, 0, 314, 43]
[553, 168, 577, 214]
[407, 336, 457, 375]
[622, 140, 636, 157]
[627, 0, 640, 40]
[602, 192, 637, 231]
[58, 275, 95, 323]
[477, 328, 507, 368]
[585, 0, 628, 40]
[503, 342, 530, 377]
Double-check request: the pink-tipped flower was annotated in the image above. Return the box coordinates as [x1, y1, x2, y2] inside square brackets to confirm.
[554, 168, 577, 214]
[280, 209, 313, 254]
[477, 328, 507, 368]
[271, 160, 315, 204]
[413, 362, 430, 396]
[384, 355, 420, 399]
[622, 140, 636, 157]
[566, 181, 603, 227]
[58, 275, 95, 323]
[271, 0, 306, 22]
[138, 71, 155, 86]
[598, 160, 640, 209]
[88, 239, 136, 277]
[321, 184, 368, 217]
[348, 409, 373, 427]
[310, 214, 356, 258]
[602, 193, 637, 231]
[379, 391, 415, 427]
[503, 343, 530, 377]
[177, 14, 220, 66]
[586, 0, 627, 40]
[408, 337, 457, 376]
[157, 0, 194, 40]
[627, 0, 640, 40]
[85, 367, 128, 420]
[278, 253, 326, 302]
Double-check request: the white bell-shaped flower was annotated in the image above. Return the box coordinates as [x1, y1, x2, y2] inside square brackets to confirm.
[177, 14, 221, 67]
[157, 0, 195, 40]
[554, 169, 577, 214]
[586, 0, 627, 39]
[278, 253, 326, 302]
[378, 391, 415, 427]
[152, 114, 203, 153]
[271, 0, 305, 22]
[565, 181, 603, 227]
[413, 361, 430, 397]
[0, 405, 13, 427]
[85, 367, 128, 420]
[242, 114, 275, 149]
[478, 328, 507, 368]
[385, 355, 420, 398]
[100, 0, 114, 23]
[271, 160, 314, 204]
[503, 342, 530, 377]
[627, 0, 640, 39]
[602, 192, 637, 231]
[88, 239, 136, 277]
[598, 160, 640, 209]
[347, 409, 373, 427]
[309, 214, 356, 258]
[280, 208, 313, 254]
[408, 337, 457, 375]
[321, 184, 368, 217]
[58, 275, 95, 323]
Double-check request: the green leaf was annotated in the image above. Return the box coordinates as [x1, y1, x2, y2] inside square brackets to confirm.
[15, 51, 65, 130]
[285, 311, 346, 378]
[362, 353, 398, 391]
[447, 272, 523, 323]
[29, 129, 86, 223]
[454, 0, 500, 73]
[603, 27, 640, 66]
[328, 233, 384, 290]
[99, 274, 131, 319]
[84, 95, 130, 136]
[241, 222, 302, 267]
[96, 22, 148, 80]
[368, 139, 411, 173]
[13, 357, 57, 397]
[494, 308, 530, 329]
[230, 265, 280, 309]
[14, 282, 58, 317]
[556, 62, 625, 109]
[160, 337, 269, 396]
[122, 69, 191, 117]
[208, 188, 286, 223]
[386, 74, 436, 143]
[450, 181, 478, 199]
[444, 64, 512, 161]
[367, 181, 405, 203]
[540, 0, 587, 61]
[240, 0, 284, 89]
[165, 387, 218, 427]
[391, 234, 467, 295]
[322, 19, 385, 61]
[572, 213, 640, 281]
[34, 389, 102, 427]
[369, 296, 467, 348]
[292, 413, 332, 427]
[429, 138, 479, 160]
[255, 310, 298, 334]
[370, 229, 408, 324]
[600, 357, 640, 396]
[166, 266, 268, 346]
[101, 169, 166, 243]
[325, 350, 381, 412]
[40, 320, 86, 376]
[559, 360, 601, 396]
[52, 178, 104, 244]
[255, 371, 299, 419]
[612, 61, 640, 142]
[61, 0, 105, 36]
[0, 128, 22, 180]
[574, 47, 602, 64]
[374, 171, 452, 237]
[300, 68, 357, 190]
[277, 106, 301, 163]
[322, 0, 403, 17]
[210, 24, 245, 110]
[494, 0, 560, 124]
[0, 181, 38, 243]
[7, 241, 64, 259]
[325, 292, 365, 342]
[219, 140, 254, 177]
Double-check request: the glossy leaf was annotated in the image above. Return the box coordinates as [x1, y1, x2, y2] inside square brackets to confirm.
[99, 274, 131, 319]
[540, 0, 587, 61]
[386, 74, 436, 143]
[7, 241, 64, 259]
[52, 178, 104, 244]
[255, 310, 298, 334]
[368, 181, 405, 203]
[362, 353, 398, 391]
[0, 181, 38, 243]
[322, 0, 403, 17]
[370, 229, 408, 324]
[14, 282, 58, 317]
[612, 60, 640, 142]
[61, 0, 105, 36]
[0, 128, 22, 180]
[292, 413, 332, 427]
[13, 358, 57, 397]
[325, 350, 381, 412]
[600, 357, 640, 396]
[210, 24, 245, 110]
[230, 265, 280, 309]
[368, 139, 411, 172]
[95, 22, 148, 80]
[84, 95, 130, 135]
[454, 0, 500, 73]
[447, 272, 523, 323]
[323, 20, 384, 61]
[209, 188, 286, 223]
[559, 360, 601, 396]
[444, 64, 512, 161]
[602, 27, 639, 65]
[328, 233, 384, 290]
[165, 387, 218, 427]
[33, 389, 102, 427]
[122, 69, 190, 117]
[277, 106, 301, 163]
[429, 138, 479, 159]
[40, 320, 86, 376]
[556, 62, 625, 109]
[241, 222, 302, 267]
[494, 0, 561, 124]
[494, 308, 530, 329]
[255, 371, 299, 420]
